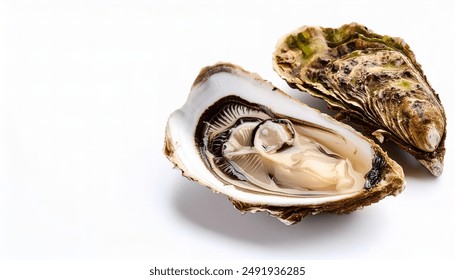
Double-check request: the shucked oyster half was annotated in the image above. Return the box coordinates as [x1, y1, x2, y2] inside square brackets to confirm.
[164, 63, 405, 224]
[273, 23, 446, 176]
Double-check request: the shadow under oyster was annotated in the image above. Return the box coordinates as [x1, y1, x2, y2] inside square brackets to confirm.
[164, 63, 405, 224]
[273, 23, 446, 176]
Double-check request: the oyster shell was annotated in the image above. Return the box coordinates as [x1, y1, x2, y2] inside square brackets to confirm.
[273, 23, 446, 176]
[164, 63, 405, 225]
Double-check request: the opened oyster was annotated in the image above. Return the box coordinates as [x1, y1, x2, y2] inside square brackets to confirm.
[164, 63, 405, 224]
[273, 23, 446, 176]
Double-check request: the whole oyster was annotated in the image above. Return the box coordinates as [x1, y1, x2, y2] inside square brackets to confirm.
[164, 63, 405, 224]
[273, 23, 446, 176]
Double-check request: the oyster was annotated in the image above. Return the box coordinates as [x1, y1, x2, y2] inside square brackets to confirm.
[273, 23, 446, 176]
[164, 63, 405, 225]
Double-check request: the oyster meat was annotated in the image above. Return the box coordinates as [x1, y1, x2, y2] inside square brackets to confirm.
[273, 23, 446, 176]
[164, 63, 405, 224]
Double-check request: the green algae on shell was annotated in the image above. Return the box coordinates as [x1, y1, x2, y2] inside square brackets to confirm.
[273, 23, 446, 176]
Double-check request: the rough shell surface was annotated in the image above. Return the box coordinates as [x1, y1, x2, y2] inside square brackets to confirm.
[273, 23, 446, 176]
[164, 63, 405, 224]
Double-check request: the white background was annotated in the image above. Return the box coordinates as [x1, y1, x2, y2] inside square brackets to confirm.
[0, 0, 454, 262]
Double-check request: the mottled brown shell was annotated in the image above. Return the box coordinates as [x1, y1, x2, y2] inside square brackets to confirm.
[273, 23, 446, 176]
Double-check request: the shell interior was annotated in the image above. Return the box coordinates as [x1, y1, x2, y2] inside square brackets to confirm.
[165, 64, 400, 207]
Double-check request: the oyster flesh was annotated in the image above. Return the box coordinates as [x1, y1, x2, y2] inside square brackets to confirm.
[273, 23, 446, 176]
[164, 63, 405, 225]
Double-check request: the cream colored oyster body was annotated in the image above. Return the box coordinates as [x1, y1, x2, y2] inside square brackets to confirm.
[164, 63, 405, 224]
[273, 23, 446, 176]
